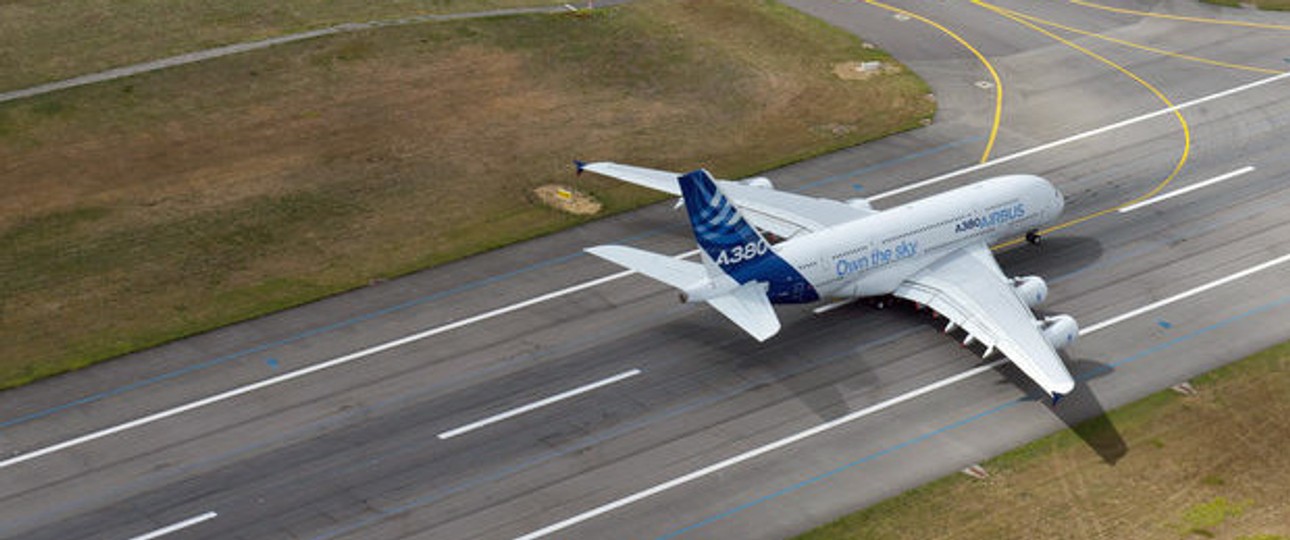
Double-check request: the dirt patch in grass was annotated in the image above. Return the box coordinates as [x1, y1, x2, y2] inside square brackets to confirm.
[794, 343, 1290, 540]
[832, 61, 903, 81]
[534, 185, 603, 215]
[0, 0, 933, 388]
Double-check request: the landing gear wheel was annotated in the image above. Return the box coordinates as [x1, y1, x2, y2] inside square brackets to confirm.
[1025, 229, 1042, 245]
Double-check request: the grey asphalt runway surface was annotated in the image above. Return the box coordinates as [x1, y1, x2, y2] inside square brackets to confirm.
[4, 1, 1290, 538]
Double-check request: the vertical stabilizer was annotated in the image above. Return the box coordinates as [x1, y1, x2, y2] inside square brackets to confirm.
[677, 169, 818, 303]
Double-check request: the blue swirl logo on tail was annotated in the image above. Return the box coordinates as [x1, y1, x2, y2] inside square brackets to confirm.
[677, 169, 818, 303]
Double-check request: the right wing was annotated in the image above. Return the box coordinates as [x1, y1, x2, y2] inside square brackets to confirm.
[892, 242, 1076, 399]
[577, 161, 873, 239]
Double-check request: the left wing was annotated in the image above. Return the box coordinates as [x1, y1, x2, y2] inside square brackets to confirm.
[577, 161, 873, 239]
[892, 242, 1076, 400]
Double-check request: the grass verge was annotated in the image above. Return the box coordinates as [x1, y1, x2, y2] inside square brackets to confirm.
[1200, 0, 1290, 11]
[0, 0, 578, 90]
[0, 0, 934, 389]
[794, 342, 1290, 540]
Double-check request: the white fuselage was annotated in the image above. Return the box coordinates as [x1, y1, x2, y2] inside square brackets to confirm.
[776, 175, 1065, 300]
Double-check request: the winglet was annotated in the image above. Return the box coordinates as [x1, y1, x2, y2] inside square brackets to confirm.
[574, 160, 588, 175]
[1051, 392, 1065, 406]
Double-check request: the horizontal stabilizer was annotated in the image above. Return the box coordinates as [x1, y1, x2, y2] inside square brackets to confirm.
[586, 245, 781, 342]
[706, 281, 781, 341]
[585, 245, 704, 290]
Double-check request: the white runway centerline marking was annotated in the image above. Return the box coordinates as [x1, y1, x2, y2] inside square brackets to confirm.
[0, 251, 691, 471]
[126, 511, 218, 540]
[438, 369, 642, 440]
[1118, 166, 1256, 213]
[512, 251, 1290, 539]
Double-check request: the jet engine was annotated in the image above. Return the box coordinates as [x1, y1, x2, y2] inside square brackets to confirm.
[739, 177, 774, 189]
[1037, 315, 1079, 350]
[1011, 276, 1048, 309]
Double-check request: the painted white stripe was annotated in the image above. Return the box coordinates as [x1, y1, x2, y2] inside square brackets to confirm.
[438, 369, 642, 440]
[0, 251, 695, 471]
[867, 72, 1290, 203]
[513, 251, 1290, 539]
[1117, 166, 1255, 213]
[1080, 251, 1290, 335]
[512, 360, 1004, 540]
[4, 74, 1286, 470]
[126, 511, 218, 540]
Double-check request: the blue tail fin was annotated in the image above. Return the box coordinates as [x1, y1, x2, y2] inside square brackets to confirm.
[677, 169, 818, 303]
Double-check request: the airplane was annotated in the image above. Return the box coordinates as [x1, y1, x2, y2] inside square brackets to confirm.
[576, 161, 1078, 403]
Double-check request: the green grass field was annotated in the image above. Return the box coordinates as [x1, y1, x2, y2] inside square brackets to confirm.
[0, 0, 935, 388]
[794, 343, 1290, 540]
[0, 0, 579, 90]
[1200, 0, 1290, 11]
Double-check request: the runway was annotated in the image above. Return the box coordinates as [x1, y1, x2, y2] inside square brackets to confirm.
[3, 1, 1290, 538]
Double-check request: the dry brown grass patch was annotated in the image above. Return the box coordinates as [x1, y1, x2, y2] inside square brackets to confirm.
[0, 0, 933, 387]
[797, 349, 1290, 540]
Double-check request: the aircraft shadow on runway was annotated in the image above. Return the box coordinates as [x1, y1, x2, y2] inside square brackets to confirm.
[996, 235, 1105, 279]
[646, 234, 1114, 447]
[989, 358, 1128, 465]
[659, 304, 893, 423]
[746, 306, 900, 422]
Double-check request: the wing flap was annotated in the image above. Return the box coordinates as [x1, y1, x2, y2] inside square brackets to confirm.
[893, 243, 1075, 397]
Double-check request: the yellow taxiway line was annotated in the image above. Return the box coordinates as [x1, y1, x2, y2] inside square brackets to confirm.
[973, 0, 1192, 248]
[1071, 0, 1290, 31]
[864, 0, 1004, 163]
[992, 2, 1282, 75]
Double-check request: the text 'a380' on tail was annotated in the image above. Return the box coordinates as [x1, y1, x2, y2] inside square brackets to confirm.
[584, 169, 787, 341]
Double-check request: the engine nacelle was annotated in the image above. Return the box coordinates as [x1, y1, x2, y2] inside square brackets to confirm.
[1037, 315, 1079, 350]
[1011, 275, 1048, 309]
[739, 176, 774, 189]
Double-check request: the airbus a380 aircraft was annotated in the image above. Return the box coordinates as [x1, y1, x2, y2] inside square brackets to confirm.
[577, 161, 1079, 402]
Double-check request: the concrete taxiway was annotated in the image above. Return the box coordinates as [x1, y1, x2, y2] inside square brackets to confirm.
[3, 1, 1290, 538]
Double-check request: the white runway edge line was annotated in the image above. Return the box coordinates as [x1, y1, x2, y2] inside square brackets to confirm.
[868, 72, 1290, 203]
[1118, 166, 1256, 213]
[438, 369, 642, 440]
[4, 73, 1286, 471]
[126, 511, 218, 540]
[512, 251, 1290, 540]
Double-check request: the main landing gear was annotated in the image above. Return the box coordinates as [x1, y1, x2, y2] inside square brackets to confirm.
[1025, 229, 1042, 245]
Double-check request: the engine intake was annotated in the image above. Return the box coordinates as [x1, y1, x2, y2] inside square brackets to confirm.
[1037, 315, 1078, 350]
[1011, 276, 1048, 309]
